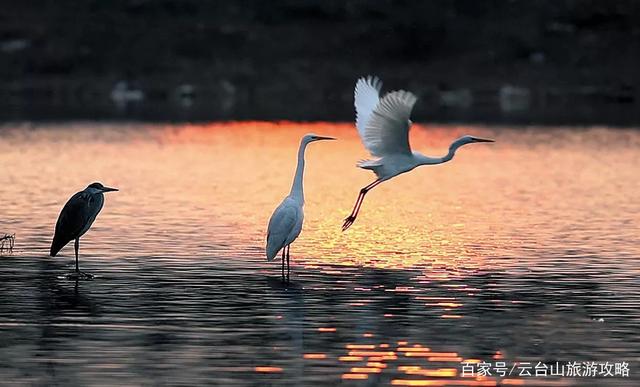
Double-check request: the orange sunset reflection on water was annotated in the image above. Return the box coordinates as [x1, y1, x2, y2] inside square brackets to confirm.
[1, 121, 638, 275]
[0, 121, 501, 273]
[1, 122, 639, 386]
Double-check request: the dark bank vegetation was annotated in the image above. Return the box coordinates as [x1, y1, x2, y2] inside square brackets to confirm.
[1, 1, 638, 124]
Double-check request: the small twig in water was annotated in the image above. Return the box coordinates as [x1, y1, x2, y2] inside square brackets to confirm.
[0, 234, 15, 255]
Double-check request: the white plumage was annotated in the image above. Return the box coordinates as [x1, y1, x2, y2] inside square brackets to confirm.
[343, 76, 495, 231]
[265, 133, 335, 282]
[355, 77, 417, 157]
[266, 197, 303, 262]
[354, 75, 382, 140]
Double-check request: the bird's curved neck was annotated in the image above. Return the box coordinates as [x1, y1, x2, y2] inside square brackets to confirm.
[289, 141, 308, 203]
[415, 138, 467, 166]
[442, 138, 472, 162]
[440, 144, 458, 163]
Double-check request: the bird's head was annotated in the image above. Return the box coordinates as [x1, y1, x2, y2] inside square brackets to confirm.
[302, 133, 336, 144]
[455, 135, 495, 147]
[86, 182, 119, 194]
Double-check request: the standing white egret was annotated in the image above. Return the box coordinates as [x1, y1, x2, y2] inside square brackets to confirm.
[342, 76, 494, 231]
[50, 182, 118, 279]
[266, 133, 335, 282]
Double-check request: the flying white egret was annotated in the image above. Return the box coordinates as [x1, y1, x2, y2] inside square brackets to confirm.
[266, 133, 335, 282]
[342, 76, 494, 231]
[50, 182, 118, 279]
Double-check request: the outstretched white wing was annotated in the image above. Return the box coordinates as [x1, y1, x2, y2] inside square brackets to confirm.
[362, 90, 417, 157]
[354, 76, 382, 144]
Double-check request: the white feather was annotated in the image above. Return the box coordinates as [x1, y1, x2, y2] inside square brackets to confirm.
[343, 76, 495, 232]
[354, 76, 382, 147]
[266, 197, 303, 261]
[362, 90, 417, 157]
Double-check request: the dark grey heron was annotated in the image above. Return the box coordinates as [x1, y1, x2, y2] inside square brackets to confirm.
[50, 182, 118, 279]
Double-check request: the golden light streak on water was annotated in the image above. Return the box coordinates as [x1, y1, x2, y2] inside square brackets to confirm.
[366, 361, 387, 368]
[406, 352, 458, 357]
[339, 356, 364, 362]
[431, 302, 462, 308]
[348, 351, 396, 357]
[398, 347, 432, 352]
[440, 314, 463, 319]
[346, 344, 377, 350]
[403, 368, 458, 377]
[403, 352, 433, 358]
[341, 373, 369, 380]
[303, 353, 327, 359]
[350, 367, 382, 373]
[254, 366, 283, 373]
[1, 122, 638, 386]
[398, 366, 423, 372]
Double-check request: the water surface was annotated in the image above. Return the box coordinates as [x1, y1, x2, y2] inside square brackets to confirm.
[0, 122, 638, 386]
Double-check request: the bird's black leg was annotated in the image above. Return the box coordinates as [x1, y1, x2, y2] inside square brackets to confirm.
[342, 192, 365, 231]
[281, 248, 285, 282]
[67, 238, 93, 280]
[342, 179, 382, 231]
[75, 238, 80, 272]
[286, 245, 290, 282]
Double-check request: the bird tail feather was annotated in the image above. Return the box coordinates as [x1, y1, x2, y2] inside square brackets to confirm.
[357, 159, 385, 179]
[265, 234, 283, 262]
[49, 237, 67, 257]
[357, 159, 381, 169]
[266, 246, 278, 262]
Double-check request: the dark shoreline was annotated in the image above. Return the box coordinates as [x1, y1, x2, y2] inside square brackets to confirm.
[1, 1, 639, 125]
[0, 98, 637, 126]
